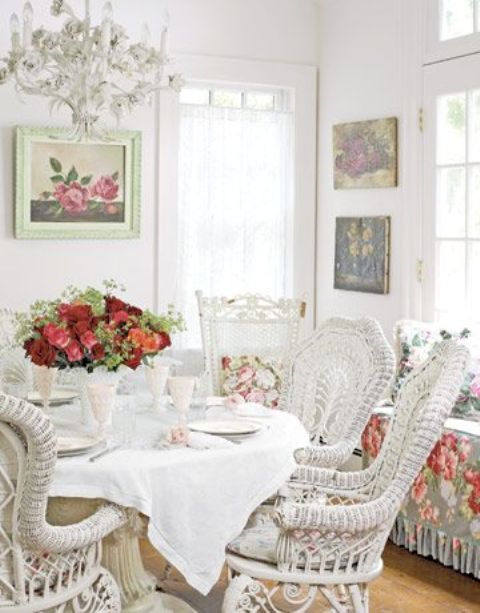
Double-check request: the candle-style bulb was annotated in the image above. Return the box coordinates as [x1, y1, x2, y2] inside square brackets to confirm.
[102, 1, 113, 21]
[10, 13, 20, 34]
[23, 2, 33, 23]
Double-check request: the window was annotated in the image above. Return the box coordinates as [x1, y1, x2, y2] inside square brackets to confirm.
[440, 0, 476, 41]
[176, 84, 294, 347]
[426, 0, 480, 63]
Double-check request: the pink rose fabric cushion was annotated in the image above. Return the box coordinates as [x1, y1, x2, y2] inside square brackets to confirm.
[221, 355, 282, 408]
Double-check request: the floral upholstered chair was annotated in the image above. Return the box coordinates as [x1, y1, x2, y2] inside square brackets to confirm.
[196, 291, 306, 400]
[285, 317, 395, 466]
[362, 319, 480, 578]
[0, 393, 125, 610]
[223, 341, 468, 613]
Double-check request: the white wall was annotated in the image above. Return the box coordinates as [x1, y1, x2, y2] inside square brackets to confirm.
[316, 0, 410, 337]
[0, 0, 320, 310]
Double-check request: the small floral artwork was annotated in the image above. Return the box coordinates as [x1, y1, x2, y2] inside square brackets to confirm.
[15, 127, 141, 239]
[333, 117, 398, 189]
[33, 154, 123, 222]
[221, 355, 282, 408]
[334, 216, 390, 294]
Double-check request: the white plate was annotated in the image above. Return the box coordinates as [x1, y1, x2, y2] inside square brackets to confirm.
[28, 388, 79, 406]
[57, 436, 104, 457]
[233, 403, 276, 418]
[188, 419, 262, 436]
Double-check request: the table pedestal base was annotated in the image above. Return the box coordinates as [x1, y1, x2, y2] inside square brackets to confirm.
[49, 498, 195, 613]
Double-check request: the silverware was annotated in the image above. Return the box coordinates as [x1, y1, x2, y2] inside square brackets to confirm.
[89, 443, 121, 462]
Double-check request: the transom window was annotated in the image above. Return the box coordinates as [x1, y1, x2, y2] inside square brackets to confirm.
[440, 0, 480, 41]
[179, 85, 290, 112]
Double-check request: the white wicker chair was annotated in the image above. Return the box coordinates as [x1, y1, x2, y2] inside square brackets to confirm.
[284, 317, 395, 467]
[0, 393, 126, 610]
[196, 291, 306, 395]
[222, 340, 469, 613]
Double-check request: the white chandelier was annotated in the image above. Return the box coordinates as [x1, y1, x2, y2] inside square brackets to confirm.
[0, 0, 183, 139]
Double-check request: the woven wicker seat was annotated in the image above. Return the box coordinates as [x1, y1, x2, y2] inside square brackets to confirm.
[223, 340, 469, 613]
[0, 393, 126, 610]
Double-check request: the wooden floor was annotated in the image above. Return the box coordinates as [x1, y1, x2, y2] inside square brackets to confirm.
[141, 540, 480, 612]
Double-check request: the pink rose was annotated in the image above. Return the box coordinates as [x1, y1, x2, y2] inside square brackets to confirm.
[42, 323, 70, 349]
[54, 182, 89, 214]
[167, 425, 189, 446]
[245, 389, 266, 404]
[225, 393, 245, 409]
[65, 340, 83, 362]
[90, 175, 119, 201]
[470, 374, 480, 398]
[411, 472, 427, 504]
[237, 366, 255, 384]
[80, 331, 98, 350]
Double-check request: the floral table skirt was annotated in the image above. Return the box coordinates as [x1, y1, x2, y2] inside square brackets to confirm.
[362, 411, 480, 579]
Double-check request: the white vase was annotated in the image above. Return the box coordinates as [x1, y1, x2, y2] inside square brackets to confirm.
[33, 365, 58, 413]
[77, 367, 124, 426]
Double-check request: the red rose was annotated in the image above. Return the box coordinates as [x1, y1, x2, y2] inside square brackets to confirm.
[65, 340, 83, 363]
[42, 323, 70, 349]
[156, 331, 171, 351]
[127, 305, 143, 317]
[105, 296, 128, 314]
[90, 175, 119, 202]
[91, 343, 105, 361]
[80, 331, 98, 350]
[111, 310, 130, 325]
[73, 320, 90, 337]
[58, 304, 93, 325]
[24, 337, 57, 367]
[125, 346, 143, 370]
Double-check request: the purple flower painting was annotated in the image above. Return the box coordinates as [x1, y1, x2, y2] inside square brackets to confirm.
[333, 118, 398, 189]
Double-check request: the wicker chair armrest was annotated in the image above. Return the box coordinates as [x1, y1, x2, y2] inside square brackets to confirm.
[21, 502, 127, 554]
[292, 464, 375, 492]
[276, 494, 397, 535]
[294, 442, 353, 469]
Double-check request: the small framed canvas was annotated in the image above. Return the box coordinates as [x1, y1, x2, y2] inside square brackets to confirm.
[15, 126, 141, 239]
[333, 117, 397, 189]
[334, 216, 390, 294]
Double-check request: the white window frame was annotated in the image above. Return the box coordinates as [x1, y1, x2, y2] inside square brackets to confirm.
[425, 0, 480, 64]
[155, 55, 317, 334]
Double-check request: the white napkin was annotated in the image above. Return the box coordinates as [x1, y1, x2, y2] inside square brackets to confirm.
[233, 402, 275, 418]
[187, 432, 235, 450]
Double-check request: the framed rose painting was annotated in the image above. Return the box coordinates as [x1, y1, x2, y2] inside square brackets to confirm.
[15, 126, 141, 239]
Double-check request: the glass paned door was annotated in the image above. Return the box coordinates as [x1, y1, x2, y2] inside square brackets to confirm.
[423, 54, 480, 325]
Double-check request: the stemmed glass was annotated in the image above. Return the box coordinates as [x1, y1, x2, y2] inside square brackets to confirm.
[167, 376, 196, 424]
[145, 362, 170, 412]
[33, 365, 58, 412]
[87, 383, 116, 438]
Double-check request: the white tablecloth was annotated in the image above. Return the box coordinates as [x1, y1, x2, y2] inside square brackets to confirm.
[49, 402, 308, 594]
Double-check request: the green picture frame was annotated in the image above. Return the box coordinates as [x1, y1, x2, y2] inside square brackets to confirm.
[15, 126, 142, 239]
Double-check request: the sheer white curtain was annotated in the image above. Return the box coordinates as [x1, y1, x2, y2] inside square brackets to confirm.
[176, 103, 294, 348]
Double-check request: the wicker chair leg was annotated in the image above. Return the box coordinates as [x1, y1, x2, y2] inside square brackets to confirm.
[69, 568, 122, 612]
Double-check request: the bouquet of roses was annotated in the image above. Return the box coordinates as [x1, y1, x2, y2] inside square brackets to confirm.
[16, 280, 184, 372]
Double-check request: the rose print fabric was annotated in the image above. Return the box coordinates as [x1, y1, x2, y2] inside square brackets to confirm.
[221, 355, 282, 408]
[394, 321, 480, 422]
[362, 412, 480, 578]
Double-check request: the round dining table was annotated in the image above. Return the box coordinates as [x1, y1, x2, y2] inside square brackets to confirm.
[47, 398, 309, 612]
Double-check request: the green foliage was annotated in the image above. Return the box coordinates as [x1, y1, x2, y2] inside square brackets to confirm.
[81, 175, 92, 185]
[65, 166, 79, 184]
[50, 174, 64, 183]
[447, 98, 465, 131]
[49, 157, 62, 173]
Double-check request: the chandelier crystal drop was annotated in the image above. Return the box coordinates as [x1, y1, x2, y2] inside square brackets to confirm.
[0, 0, 184, 139]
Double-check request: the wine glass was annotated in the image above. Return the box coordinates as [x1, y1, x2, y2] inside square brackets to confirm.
[87, 383, 116, 439]
[167, 376, 195, 424]
[33, 365, 58, 412]
[145, 362, 170, 412]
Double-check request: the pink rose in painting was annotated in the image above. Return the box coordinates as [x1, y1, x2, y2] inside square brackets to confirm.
[90, 175, 119, 201]
[54, 182, 89, 214]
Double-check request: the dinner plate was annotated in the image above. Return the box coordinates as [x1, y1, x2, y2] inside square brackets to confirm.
[188, 419, 262, 436]
[57, 436, 105, 457]
[28, 388, 79, 406]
